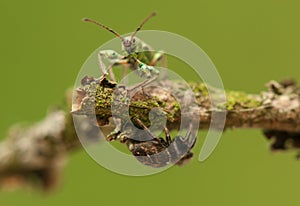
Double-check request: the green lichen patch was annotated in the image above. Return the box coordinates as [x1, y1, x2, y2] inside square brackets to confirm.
[128, 96, 179, 126]
[225, 91, 261, 110]
[190, 82, 209, 96]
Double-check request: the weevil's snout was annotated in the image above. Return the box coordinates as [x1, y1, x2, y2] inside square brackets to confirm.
[122, 37, 136, 54]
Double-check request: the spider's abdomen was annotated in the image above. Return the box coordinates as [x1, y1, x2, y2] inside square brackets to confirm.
[126, 136, 195, 168]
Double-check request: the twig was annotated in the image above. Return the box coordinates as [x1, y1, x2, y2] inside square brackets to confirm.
[1, 77, 300, 190]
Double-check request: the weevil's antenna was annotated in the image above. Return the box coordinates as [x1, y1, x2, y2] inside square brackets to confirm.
[130, 12, 157, 41]
[83, 18, 124, 41]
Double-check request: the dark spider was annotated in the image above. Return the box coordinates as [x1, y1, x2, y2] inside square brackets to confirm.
[118, 118, 197, 168]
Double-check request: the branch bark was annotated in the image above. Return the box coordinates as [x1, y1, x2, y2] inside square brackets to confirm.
[1, 77, 299, 190]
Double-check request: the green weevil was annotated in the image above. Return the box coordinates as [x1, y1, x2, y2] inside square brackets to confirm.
[83, 12, 166, 91]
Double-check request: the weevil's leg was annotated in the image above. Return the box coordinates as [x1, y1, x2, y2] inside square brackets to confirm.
[108, 59, 131, 82]
[160, 54, 167, 80]
[97, 50, 125, 80]
[149, 50, 165, 66]
[97, 52, 108, 77]
[164, 127, 171, 145]
[139, 40, 154, 52]
[128, 59, 160, 95]
[106, 117, 122, 141]
[106, 64, 116, 82]
[113, 59, 132, 82]
[107, 63, 129, 82]
[107, 64, 116, 82]
[128, 74, 159, 96]
[139, 41, 167, 79]
[161, 53, 167, 68]
[149, 51, 167, 80]
[121, 67, 129, 85]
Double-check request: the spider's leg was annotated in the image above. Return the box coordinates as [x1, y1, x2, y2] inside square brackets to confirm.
[164, 127, 171, 145]
[106, 117, 122, 141]
[132, 117, 156, 140]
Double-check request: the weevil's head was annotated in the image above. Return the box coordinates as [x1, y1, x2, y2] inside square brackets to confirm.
[83, 12, 156, 54]
[122, 36, 137, 54]
[122, 12, 156, 54]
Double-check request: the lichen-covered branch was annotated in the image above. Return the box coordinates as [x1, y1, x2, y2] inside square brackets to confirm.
[0, 111, 79, 190]
[1, 77, 300, 190]
[73, 77, 300, 133]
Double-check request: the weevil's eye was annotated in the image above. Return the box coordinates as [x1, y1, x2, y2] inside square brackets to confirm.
[132, 38, 136, 43]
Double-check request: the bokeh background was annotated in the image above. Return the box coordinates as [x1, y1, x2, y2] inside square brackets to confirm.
[1, 0, 300, 205]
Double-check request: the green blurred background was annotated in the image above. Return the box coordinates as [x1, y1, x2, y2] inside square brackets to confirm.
[1, 0, 300, 205]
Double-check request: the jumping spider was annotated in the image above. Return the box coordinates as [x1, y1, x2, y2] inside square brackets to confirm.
[112, 118, 197, 168]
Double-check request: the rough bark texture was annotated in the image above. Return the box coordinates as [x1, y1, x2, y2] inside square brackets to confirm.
[72, 77, 300, 133]
[1, 77, 300, 190]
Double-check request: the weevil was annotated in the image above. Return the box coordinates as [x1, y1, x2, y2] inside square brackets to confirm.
[117, 118, 197, 168]
[83, 12, 166, 91]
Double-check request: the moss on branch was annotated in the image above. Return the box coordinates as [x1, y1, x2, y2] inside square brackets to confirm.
[1, 76, 300, 190]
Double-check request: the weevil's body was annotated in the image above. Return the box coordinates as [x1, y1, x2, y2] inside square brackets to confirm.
[83, 12, 164, 83]
[100, 37, 162, 79]
[122, 36, 163, 68]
